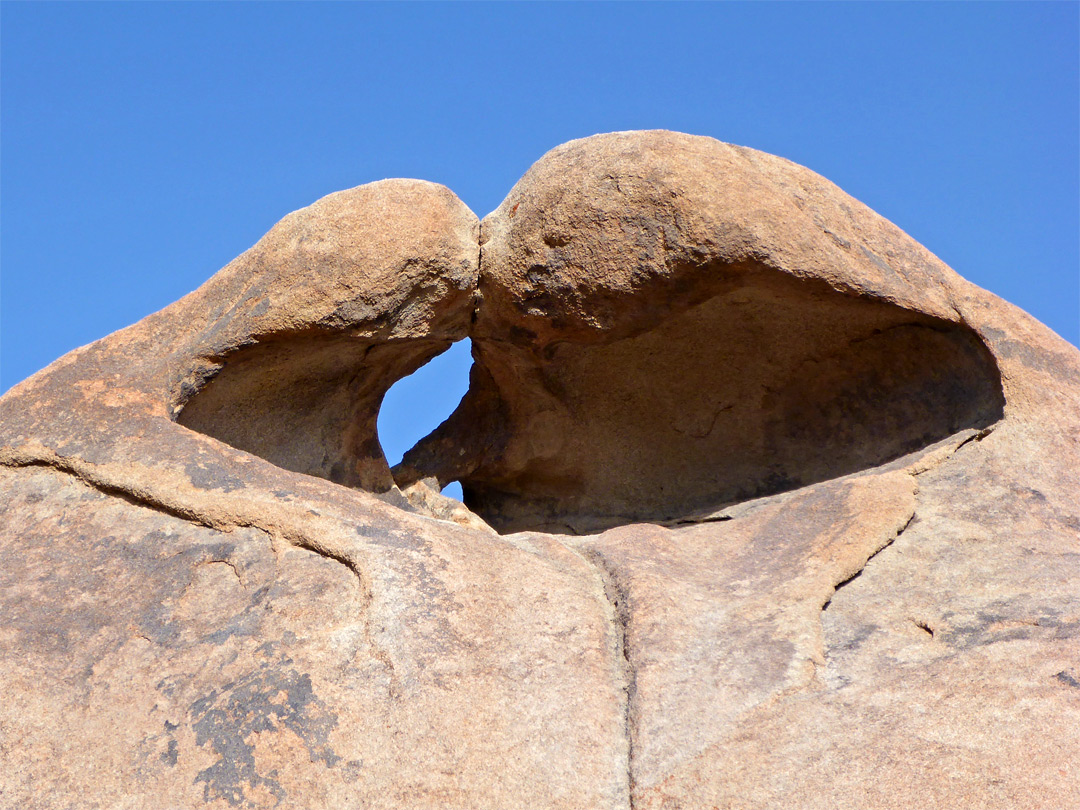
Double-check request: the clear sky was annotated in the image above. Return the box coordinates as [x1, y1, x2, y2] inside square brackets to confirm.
[3, 2, 1078, 493]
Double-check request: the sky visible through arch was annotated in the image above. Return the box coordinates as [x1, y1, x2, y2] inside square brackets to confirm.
[3, 2, 1077, 499]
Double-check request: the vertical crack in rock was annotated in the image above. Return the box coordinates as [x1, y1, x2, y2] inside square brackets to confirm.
[572, 544, 637, 810]
[816, 504, 917, 689]
[474, 220, 484, 326]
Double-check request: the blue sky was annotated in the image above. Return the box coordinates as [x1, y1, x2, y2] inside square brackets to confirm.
[3, 2, 1077, 489]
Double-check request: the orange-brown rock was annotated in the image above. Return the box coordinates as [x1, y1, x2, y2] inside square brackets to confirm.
[1, 132, 1077, 809]
[398, 133, 1006, 533]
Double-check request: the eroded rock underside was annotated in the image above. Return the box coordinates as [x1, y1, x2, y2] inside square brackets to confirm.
[1, 132, 1077, 809]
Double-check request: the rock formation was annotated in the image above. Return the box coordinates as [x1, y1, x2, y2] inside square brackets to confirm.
[1, 131, 1077, 809]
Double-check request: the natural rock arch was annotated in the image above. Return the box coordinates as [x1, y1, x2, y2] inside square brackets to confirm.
[177, 133, 1004, 534]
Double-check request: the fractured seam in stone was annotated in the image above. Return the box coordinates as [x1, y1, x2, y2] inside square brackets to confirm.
[201, 558, 244, 586]
[2, 454, 222, 530]
[297, 541, 400, 697]
[822, 510, 917, 614]
[570, 544, 637, 810]
[936, 425, 994, 462]
[818, 425, 998, 680]
[823, 425, 996, 616]
[0, 415, 1000, 805]
[473, 221, 484, 326]
[0, 450, 398, 694]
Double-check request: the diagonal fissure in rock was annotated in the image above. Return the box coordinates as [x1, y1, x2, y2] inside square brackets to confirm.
[823, 425, 995, 620]
[0, 449, 399, 692]
[822, 511, 918, 615]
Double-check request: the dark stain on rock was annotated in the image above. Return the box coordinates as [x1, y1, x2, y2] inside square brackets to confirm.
[859, 245, 898, 279]
[937, 606, 1080, 650]
[190, 662, 340, 807]
[250, 298, 271, 318]
[1055, 670, 1080, 689]
[157, 676, 185, 699]
[827, 622, 878, 656]
[133, 542, 264, 648]
[161, 738, 179, 767]
[342, 759, 364, 782]
[184, 460, 247, 493]
[822, 228, 851, 249]
[980, 326, 1080, 386]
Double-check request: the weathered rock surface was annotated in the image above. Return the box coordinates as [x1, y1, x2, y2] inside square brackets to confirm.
[1, 132, 1078, 808]
[398, 133, 1006, 533]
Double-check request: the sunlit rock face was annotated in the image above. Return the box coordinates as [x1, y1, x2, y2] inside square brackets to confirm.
[1, 132, 1077, 810]
[395, 133, 1005, 533]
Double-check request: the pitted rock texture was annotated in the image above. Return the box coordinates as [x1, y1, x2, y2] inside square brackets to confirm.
[1, 131, 1078, 809]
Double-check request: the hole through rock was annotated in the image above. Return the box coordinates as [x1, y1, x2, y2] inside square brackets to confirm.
[394, 269, 1006, 534]
[377, 339, 471, 502]
[177, 268, 1004, 535]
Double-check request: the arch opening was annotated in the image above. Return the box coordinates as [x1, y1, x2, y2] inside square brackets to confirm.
[377, 339, 472, 501]
[174, 270, 1005, 536]
[396, 267, 1007, 535]
[175, 331, 469, 498]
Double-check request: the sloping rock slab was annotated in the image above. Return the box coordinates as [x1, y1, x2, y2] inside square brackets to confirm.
[1, 132, 1078, 809]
